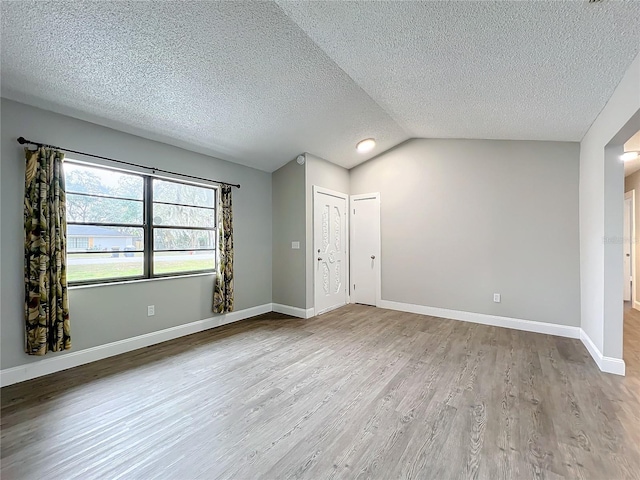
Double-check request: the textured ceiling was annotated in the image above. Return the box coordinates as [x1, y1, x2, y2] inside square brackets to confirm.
[0, 1, 406, 171]
[278, 0, 640, 142]
[2, 1, 640, 172]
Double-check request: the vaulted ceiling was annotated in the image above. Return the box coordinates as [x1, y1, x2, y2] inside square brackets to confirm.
[2, 1, 639, 172]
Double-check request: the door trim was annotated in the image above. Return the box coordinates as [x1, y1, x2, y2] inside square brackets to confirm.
[624, 194, 632, 302]
[313, 186, 349, 315]
[626, 190, 638, 311]
[350, 192, 381, 308]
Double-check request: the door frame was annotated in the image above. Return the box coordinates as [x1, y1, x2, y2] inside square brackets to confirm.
[350, 192, 381, 308]
[313, 185, 349, 315]
[624, 193, 632, 302]
[627, 190, 639, 310]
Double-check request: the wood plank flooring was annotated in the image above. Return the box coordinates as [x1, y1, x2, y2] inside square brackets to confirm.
[2, 304, 640, 479]
[625, 302, 640, 384]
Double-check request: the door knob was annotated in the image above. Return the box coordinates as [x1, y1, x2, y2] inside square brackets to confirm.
[371, 255, 376, 259]
[318, 257, 323, 261]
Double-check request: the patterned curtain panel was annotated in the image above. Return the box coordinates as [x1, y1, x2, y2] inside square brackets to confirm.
[213, 185, 234, 313]
[24, 147, 71, 355]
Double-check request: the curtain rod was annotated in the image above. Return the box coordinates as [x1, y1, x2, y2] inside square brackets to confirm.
[17, 136, 240, 189]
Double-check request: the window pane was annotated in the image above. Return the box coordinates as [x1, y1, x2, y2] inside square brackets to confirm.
[152, 203, 216, 228]
[153, 179, 215, 208]
[64, 163, 143, 200]
[69, 237, 89, 250]
[153, 228, 216, 250]
[67, 252, 144, 283]
[153, 250, 215, 275]
[67, 194, 143, 225]
[67, 226, 143, 253]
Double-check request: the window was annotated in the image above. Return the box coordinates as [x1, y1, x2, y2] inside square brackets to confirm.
[64, 162, 216, 285]
[68, 237, 89, 250]
[152, 179, 217, 275]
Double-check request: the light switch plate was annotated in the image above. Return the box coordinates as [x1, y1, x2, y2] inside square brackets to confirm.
[291, 241, 300, 249]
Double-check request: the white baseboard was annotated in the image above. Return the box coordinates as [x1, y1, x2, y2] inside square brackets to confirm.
[0, 303, 272, 388]
[3, 301, 625, 386]
[272, 303, 315, 319]
[378, 300, 626, 376]
[634, 300, 640, 311]
[579, 329, 626, 376]
[378, 300, 581, 339]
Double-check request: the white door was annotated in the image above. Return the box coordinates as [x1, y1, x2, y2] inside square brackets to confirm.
[313, 186, 348, 315]
[350, 193, 381, 306]
[624, 195, 632, 301]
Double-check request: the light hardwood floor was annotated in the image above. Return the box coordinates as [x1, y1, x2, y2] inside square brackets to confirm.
[2, 304, 640, 479]
[624, 302, 640, 386]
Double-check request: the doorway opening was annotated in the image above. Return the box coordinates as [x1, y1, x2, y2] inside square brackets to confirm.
[622, 128, 640, 377]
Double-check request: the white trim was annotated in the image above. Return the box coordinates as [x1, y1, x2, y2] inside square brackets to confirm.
[378, 300, 581, 339]
[580, 329, 626, 376]
[625, 190, 635, 304]
[0, 303, 272, 387]
[629, 189, 639, 311]
[312, 185, 349, 316]
[272, 303, 315, 319]
[3, 301, 625, 385]
[350, 192, 382, 308]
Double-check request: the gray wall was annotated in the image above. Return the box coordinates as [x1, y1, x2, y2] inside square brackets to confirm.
[1, 99, 272, 369]
[305, 154, 350, 309]
[350, 138, 581, 326]
[272, 159, 306, 308]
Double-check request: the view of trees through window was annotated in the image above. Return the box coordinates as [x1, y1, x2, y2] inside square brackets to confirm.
[64, 162, 216, 284]
[152, 179, 216, 275]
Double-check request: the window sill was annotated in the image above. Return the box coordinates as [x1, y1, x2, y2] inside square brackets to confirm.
[68, 272, 215, 290]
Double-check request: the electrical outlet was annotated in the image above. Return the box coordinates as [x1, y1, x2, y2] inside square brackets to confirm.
[147, 305, 155, 316]
[493, 294, 501, 303]
[291, 241, 300, 249]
